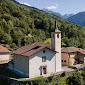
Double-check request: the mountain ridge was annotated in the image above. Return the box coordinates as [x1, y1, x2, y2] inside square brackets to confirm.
[63, 14, 74, 19]
[68, 11, 85, 26]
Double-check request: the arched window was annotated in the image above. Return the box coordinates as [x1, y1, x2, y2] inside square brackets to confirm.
[42, 56, 46, 62]
[57, 34, 59, 38]
[43, 50, 46, 53]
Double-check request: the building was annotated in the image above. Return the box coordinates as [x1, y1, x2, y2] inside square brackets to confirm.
[0, 45, 11, 64]
[61, 47, 85, 66]
[10, 20, 62, 78]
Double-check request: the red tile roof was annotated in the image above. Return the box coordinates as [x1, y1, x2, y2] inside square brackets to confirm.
[61, 47, 79, 53]
[0, 45, 10, 52]
[13, 42, 52, 56]
[61, 47, 85, 54]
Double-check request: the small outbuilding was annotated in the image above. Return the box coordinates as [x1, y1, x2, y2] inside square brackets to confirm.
[0, 45, 11, 64]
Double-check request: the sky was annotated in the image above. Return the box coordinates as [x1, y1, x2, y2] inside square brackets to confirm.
[16, 0, 85, 15]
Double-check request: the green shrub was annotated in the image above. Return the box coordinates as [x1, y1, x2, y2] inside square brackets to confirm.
[60, 71, 67, 77]
[67, 72, 84, 85]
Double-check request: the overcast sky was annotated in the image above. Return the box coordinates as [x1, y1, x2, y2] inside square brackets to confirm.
[16, 0, 85, 15]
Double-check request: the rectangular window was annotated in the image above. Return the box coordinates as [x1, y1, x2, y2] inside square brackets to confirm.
[42, 56, 46, 62]
[64, 60, 66, 62]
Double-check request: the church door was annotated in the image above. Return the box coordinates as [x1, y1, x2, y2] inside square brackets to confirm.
[43, 67, 46, 74]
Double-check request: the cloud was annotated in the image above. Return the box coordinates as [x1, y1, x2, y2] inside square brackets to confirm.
[23, 3, 31, 6]
[47, 4, 58, 10]
[18, 1, 31, 7]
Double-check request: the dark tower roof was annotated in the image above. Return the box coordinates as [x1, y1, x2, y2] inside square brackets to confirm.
[55, 20, 61, 33]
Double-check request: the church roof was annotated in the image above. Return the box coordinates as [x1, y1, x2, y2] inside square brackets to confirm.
[13, 42, 56, 57]
[52, 20, 61, 33]
[0, 45, 10, 53]
[55, 28, 61, 32]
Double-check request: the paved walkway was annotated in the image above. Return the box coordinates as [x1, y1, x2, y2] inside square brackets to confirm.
[44, 66, 75, 77]
[62, 66, 75, 72]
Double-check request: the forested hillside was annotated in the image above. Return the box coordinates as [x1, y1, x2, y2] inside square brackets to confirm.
[0, 0, 85, 49]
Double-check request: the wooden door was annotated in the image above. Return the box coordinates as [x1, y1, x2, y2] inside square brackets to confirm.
[43, 67, 46, 74]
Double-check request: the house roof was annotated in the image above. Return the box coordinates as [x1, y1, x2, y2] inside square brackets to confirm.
[61, 47, 85, 54]
[0, 45, 10, 53]
[79, 51, 85, 55]
[13, 42, 55, 57]
[61, 47, 79, 53]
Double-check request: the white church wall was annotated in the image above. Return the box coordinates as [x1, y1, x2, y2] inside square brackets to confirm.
[29, 48, 56, 78]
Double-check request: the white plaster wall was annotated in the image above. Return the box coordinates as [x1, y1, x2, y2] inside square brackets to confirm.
[0, 53, 10, 63]
[51, 32, 61, 71]
[29, 48, 56, 78]
[14, 55, 29, 77]
[55, 33, 61, 71]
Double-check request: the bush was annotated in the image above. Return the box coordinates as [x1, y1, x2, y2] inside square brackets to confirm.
[60, 71, 67, 77]
[67, 72, 84, 85]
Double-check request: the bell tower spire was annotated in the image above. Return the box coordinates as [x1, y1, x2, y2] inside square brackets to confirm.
[55, 20, 61, 32]
[55, 19, 58, 30]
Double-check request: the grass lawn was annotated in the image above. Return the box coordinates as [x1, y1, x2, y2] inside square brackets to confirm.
[19, 76, 44, 81]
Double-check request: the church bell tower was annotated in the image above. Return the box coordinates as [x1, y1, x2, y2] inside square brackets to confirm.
[51, 20, 61, 72]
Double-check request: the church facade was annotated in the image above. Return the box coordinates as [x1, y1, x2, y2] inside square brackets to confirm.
[10, 20, 62, 78]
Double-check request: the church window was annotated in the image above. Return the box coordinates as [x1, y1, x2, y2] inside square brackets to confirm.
[57, 34, 59, 38]
[43, 50, 46, 53]
[42, 56, 46, 62]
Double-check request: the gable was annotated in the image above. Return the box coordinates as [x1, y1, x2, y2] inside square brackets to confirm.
[29, 48, 56, 61]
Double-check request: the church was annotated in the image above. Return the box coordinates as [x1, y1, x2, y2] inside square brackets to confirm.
[9, 20, 62, 78]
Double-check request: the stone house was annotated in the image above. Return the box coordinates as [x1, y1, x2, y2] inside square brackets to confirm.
[0, 45, 11, 64]
[61, 47, 85, 66]
[9, 20, 62, 78]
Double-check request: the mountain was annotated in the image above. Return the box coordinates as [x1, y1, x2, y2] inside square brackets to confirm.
[68, 11, 85, 26]
[42, 9, 74, 19]
[0, 0, 85, 49]
[63, 14, 74, 19]
[42, 9, 63, 18]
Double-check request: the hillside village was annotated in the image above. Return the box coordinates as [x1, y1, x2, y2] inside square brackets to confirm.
[0, 20, 85, 79]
